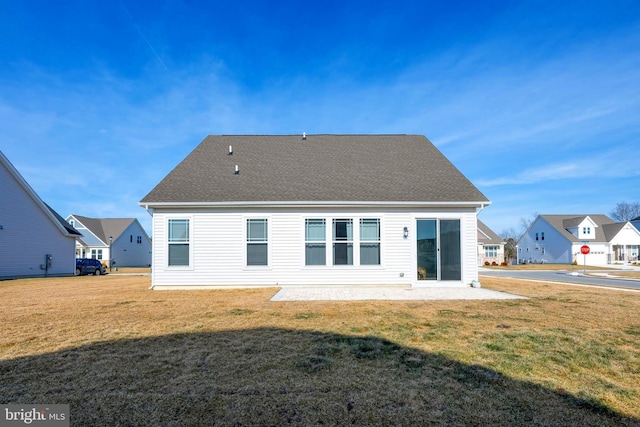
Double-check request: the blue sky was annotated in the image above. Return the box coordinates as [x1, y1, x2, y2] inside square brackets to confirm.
[1, 1, 639, 236]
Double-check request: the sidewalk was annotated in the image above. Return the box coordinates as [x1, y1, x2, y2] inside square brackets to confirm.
[271, 286, 527, 302]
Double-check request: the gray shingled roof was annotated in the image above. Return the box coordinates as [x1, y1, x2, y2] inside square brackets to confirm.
[72, 215, 136, 245]
[539, 214, 615, 243]
[140, 134, 489, 205]
[477, 219, 503, 244]
[601, 222, 626, 242]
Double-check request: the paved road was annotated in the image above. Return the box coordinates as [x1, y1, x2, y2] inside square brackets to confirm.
[479, 268, 640, 290]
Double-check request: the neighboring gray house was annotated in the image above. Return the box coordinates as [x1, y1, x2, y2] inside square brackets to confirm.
[140, 134, 490, 289]
[66, 215, 152, 268]
[517, 214, 640, 265]
[477, 220, 505, 266]
[0, 150, 81, 278]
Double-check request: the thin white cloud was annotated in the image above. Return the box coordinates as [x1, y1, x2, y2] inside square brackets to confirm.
[477, 163, 579, 186]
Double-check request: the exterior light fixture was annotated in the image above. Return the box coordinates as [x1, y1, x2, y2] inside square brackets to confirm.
[403, 227, 409, 238]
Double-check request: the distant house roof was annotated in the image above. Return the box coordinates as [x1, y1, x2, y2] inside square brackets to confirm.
[562, 216, 591, 228]
[601, 222, 627, 241]
[70, 215, 139, 246]
[539, 214, 616, 243]
[477, 220, 503, 245]
[140, 134, 490, 207]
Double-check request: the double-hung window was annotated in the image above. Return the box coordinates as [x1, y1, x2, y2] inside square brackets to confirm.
[305, 219, 326, 265]
[247, 219, 268, 266]
[168, 219, 190, 266]
[333, 219, 353, 265]
[360, 218, 380, 265]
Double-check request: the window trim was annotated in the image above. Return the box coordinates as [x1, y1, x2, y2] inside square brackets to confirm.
[302, 216, 384, 268]
[332, 218, 354, 266]
[245, 217, 271, 268]
[484, 245, 498, 258]
[91, 248, 103, 260]
[166, 216, 193, 270]
[359, 218, 381, 266]
[305, 218, 327, 266]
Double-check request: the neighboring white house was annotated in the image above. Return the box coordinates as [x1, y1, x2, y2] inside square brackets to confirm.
[477, 220, 505, 266]
[66, 215, 152, 268]
[140, 134, 490, 289]
[0, 150, 81, 278]
[517, 214, 640, 265]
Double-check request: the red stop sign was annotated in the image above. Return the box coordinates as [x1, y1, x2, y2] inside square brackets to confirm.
[581, 245, 590, 255]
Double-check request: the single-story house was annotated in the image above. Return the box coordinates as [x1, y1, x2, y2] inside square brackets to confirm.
[517, 214, 640, 265]
[66, 215, 152, 267]
[0, 150, 81, 278]
[140, 134, 490, 289]
[477, 220, 505, 266]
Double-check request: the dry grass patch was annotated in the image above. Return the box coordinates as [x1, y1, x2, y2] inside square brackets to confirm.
[1, 275, 639, 426]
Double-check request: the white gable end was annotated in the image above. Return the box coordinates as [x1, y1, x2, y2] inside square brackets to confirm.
[579, 217, 598, 240]
[609, 223, 640, 245]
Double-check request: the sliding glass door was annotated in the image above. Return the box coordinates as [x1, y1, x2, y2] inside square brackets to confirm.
[416, 219, 461, 281]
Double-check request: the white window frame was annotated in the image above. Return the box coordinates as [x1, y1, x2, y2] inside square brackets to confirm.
[166, 216, 193, 269]
[359, 218, 381, 266]
[302, 216, 384, 268]
[304, 218, 327, 266]
[245, 217, 271, 268]
[484, 245, 498, 258]
[332, 218, 354, 266]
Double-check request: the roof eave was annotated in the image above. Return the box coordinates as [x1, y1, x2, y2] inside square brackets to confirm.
[140, 200, 491, 209]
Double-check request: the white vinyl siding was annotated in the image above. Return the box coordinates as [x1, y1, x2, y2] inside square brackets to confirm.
[149, 209, 479, 288]
[0, 157, 77, 278]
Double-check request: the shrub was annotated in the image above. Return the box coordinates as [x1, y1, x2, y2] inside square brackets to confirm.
[491, 261, 498, 266]
[501, 261, 509, 266]
[484, 261, 490, 266]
